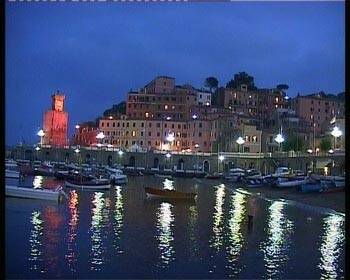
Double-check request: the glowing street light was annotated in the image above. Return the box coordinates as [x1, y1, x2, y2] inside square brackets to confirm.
[96, 132, 105, 141]
[328, 149, 334, 154]
[166, 116, 172, 121]
[165, 153, 171, 159]
[192, 114, 198, 120]
[74, 148, 80, 154]
[118, 150, 124, 156]
[194, 143, 199, 149]
[236, 136, 245, 153]
[35, 146, 41, 151]
[75, 124, 80, 129]
[219, 155, 225, 162]
[274, 128, 285, 152]
[307, 149, 313, 154]
[331, 126, 342, 149]
[37, 129, 45, 146]
[166, 133, 175, 142]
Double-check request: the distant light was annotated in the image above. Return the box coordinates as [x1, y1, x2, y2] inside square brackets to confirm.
[96, 132, 105, 140]
[109, 116, 113, 119]
[236, 136, 245, 145]
[118, 150, 124, 156]
[274, 133, 285, 144]
[166, 133, 175, 142]
[74, 148, 80, 154]
[192, 114, 198, 120]
[307, 149, 313, 154]
[219, 155, 225, 162]
[194, 143, 199, 148]
[206, 102, 210, 106]
[331, 126, 342, 138]
[107, 144, 113, 148]
[166, 116, 171, 121]
[316, 148, 320, 153]
[284, 95, 290, 100]
[97, 143, 102, 147]
[37, 129, 45, 137]
[35, 147, 40, 151]
[328, 149, 334, 154]
[165, 153, 171, 158]
[75, 125, 80, 129]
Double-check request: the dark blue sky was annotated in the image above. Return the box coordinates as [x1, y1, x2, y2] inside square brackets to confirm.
[5, 2, 344, 146]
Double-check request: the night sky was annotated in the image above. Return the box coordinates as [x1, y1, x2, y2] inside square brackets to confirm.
[5, 2, 344, 146]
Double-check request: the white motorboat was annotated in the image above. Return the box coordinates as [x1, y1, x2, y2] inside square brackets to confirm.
[225, 168, 245, 182]
[65, 178, 111, 190]
[105, 167, 128, 184]
[276, 176, 308, 188]
[271, 167, 290, 177]
[6, 185, 65, 201]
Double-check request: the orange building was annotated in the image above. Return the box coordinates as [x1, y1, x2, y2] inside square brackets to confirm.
[43, 93, 68, 147]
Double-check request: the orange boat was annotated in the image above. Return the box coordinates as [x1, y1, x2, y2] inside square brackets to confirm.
[145, 187, 197, 200]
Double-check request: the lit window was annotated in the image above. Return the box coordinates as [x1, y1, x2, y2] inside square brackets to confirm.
[164, 105, 168, 110]
[145, 112, 149, 118]
[275, 97, 279, 102]
[132, 131, 136, 137]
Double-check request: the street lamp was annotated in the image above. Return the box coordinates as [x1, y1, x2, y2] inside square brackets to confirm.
[194, 143, 199, 171]
[35, 146, 40, 160]
[328, 149, 334, 154]
[118, 150, 124, 167]
[331, 126, 342, 150]
[219, 155, 225, 173]
[37, 129, 45, 146]
[274, 128, 285, 152]
[74, 147, 80, 165]
[307, 149, 313, 154]
[75, 124, 80, 129]
[236, 136, 245, 153]
[96, 132, 105, 165]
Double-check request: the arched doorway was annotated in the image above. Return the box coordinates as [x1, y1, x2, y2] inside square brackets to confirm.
[85, 154, 91, 164]
[107, 155, 113, 166]
[129, 156, 136, 167]
[153, 157, 159, 168]
[203, 160, 210, 173]
[177, 158, 184, 170]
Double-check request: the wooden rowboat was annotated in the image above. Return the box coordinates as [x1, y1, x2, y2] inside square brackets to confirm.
[145, 187, 196, 200]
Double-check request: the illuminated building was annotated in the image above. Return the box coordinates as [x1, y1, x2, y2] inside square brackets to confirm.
[42, 93, 68, 147]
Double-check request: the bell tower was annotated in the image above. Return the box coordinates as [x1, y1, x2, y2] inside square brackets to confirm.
[52, 94, 65, 112]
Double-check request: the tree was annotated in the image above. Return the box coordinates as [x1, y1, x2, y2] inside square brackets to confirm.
[320, 137, 332, 152]
[276, 84, 289, 91]
[103, 101, 126, 117]
[204, 77, 219, 93]
[226, 71, 257, 90]
[282, 135, 306, 152]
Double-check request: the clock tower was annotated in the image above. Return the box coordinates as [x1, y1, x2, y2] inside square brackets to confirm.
[42, 91, 68, 147]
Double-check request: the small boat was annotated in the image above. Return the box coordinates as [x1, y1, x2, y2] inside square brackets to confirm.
[245, 177, 266, 187]
[105, 167, 128, 184]
[205, 172, 222, 179]
[65, 178, 111, 190]
[276, 176, 308, 188]
[225, 168, 245, 182]
[297, 178, 323, 193]
[145, 187, 196, 200]
[6, 185, 65, 201]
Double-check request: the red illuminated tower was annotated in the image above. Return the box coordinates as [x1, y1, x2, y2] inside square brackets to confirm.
[43, 92, 68, 147]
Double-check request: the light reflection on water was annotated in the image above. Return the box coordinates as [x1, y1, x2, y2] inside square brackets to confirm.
[89, 192, 107, 271]
[260, 201, 294, 279]
[156, 202, 175, 267]
[226, 192, 247, 277]
[33, 176, 44, 189]
[319, 214, 345, 279]
[210, 184, 226, 251]
[28, 211, 44, 273]
[113, 186, 124, 254]
[163, 178, 174, 190]
[6, 176, 345, 279]
[65, 190, 79, 272]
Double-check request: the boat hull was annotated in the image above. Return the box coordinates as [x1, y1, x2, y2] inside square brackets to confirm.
[145, 187, 196, 200]
[65, 180, 111, 190]
[6, 185, 61, 201]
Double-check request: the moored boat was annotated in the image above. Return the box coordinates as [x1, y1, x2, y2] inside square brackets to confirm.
[105, 167, 128, 184]
[6, 185, 65, 201]
[276, 176, 308, 188]
[205, 172, 223, 179]
[65, 178, 111, 190]
[145, 187, 196, 200]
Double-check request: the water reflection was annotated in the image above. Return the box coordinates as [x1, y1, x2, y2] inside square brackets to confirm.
[210, 184, 226, 251]
[156, 202, 175, 267]
[113, 186, 124, 254]
[163, 179, 174, 190]
[188, 204, 198, 259]
[260, 201, 294, 279]
[65, 190, 79, 272]
[43, 206, 63, 274]
[90, 192, 107, 271]
[33, 176, 44, 189]
[28, 211, 44, 273]
[319, 214, 345, 279]
[226, 192, 247, 276]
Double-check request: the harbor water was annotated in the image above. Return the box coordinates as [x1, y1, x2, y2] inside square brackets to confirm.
[6, 176, 345, 279]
